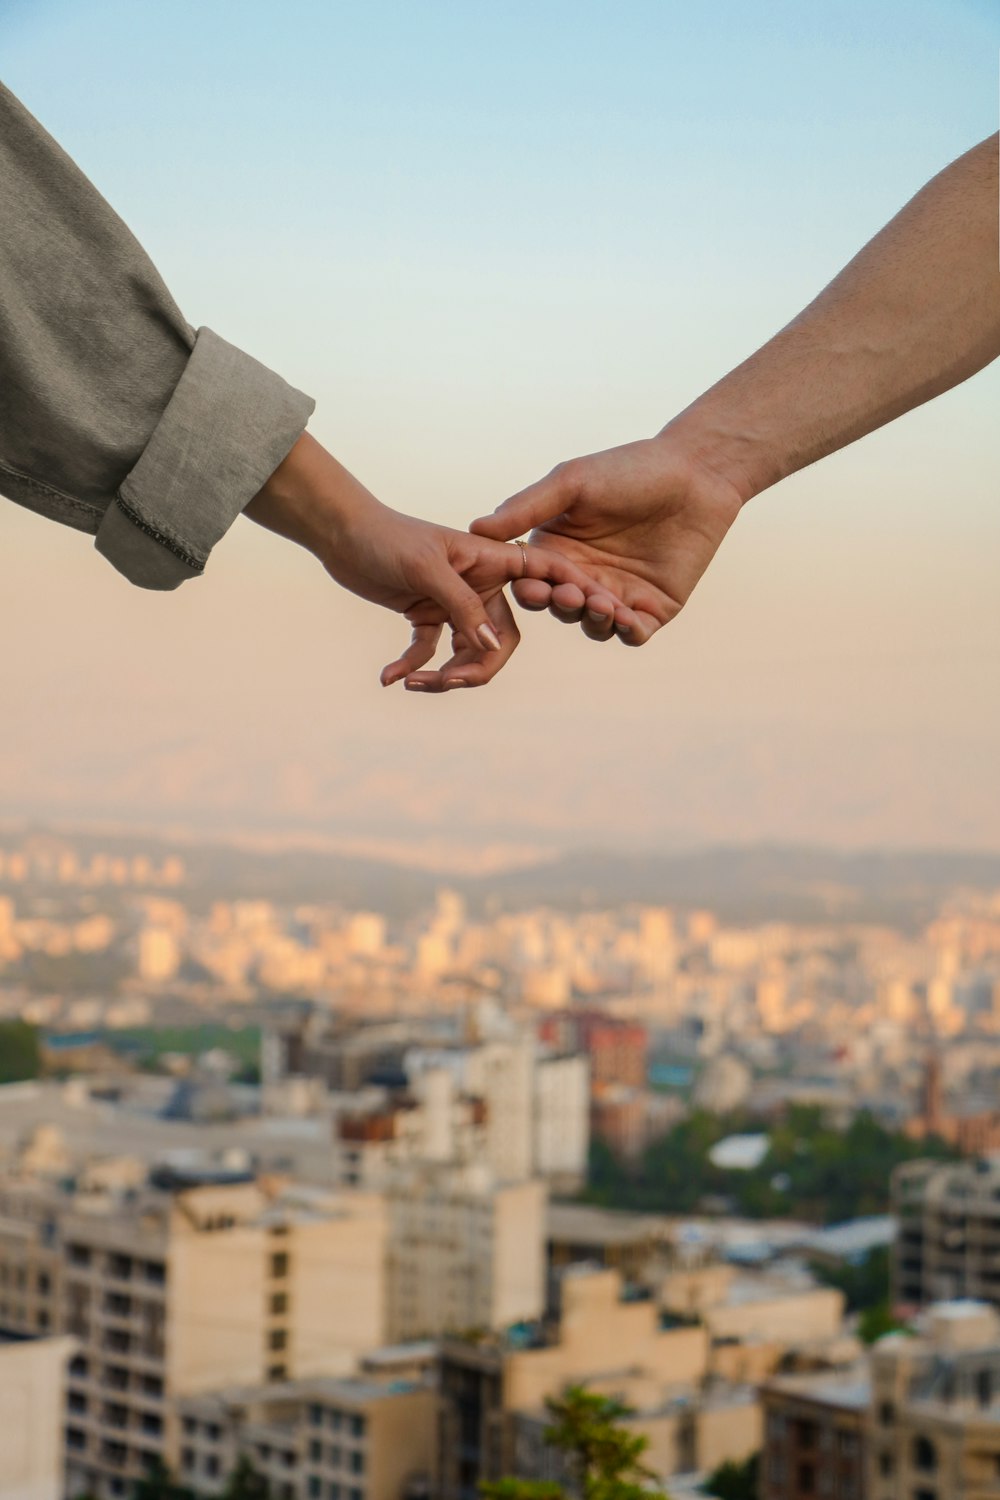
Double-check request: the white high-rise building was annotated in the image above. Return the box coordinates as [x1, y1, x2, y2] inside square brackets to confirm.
[534, 1052, 590, 1191]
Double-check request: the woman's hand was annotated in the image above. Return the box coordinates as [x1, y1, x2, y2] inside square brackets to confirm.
[244, 433, 635, 689]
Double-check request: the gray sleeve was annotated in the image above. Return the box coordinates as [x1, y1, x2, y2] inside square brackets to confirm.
[0, 81, 315, 590]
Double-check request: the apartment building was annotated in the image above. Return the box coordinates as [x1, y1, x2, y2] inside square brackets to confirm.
[0, 1332, 76, 1500]
[437, 1265, 759, 1499]
[761, 1299, 1000, 1500]
[176, 1375, 437, 1500]
[384, 1164, 546, 1342]
[0, 1168, 387, 1500]
[869, 1301, 1000, 1500]
[892, 1157, 1000, 1309]
[760, 1368, 870, 1500]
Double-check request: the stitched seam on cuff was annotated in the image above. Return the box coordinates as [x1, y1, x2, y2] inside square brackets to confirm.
[0, 461, 103, 521]
[114, 494, 205, 573]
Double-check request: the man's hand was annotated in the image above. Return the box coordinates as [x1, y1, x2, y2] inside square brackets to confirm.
[245, 433, 633, 689]
[466, 437, 745, 645]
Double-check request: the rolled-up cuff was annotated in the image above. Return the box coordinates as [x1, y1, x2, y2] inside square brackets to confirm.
[94, 327, 315, 590]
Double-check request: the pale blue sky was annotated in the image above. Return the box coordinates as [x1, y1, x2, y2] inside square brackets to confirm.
[2, 1, 999, 857]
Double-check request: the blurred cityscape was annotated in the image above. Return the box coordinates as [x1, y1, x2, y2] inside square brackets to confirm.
[4, 825, 1000, 1499]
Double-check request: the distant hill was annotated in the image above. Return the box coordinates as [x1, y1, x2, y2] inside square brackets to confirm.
[5, 822, 1000, 927]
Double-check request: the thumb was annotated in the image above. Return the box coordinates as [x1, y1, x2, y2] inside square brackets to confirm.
[470, 469, 570, 542]
[425, 562, 504, 655]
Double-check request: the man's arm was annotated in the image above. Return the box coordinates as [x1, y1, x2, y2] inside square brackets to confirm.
[668, 132, 1000, 503]
[454, 134, 1000, 666]
[0, 81, 314, 590]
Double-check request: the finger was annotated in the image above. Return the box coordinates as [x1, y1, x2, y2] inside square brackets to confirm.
[581, 592, 618, 642]
[615, 608, 663, 647]
[469, 471, 569, 543]
[425, 562, 505, 656]
[468, 532, 620, 610]
[511, 578, 553, 611]
[547, 582, 587, 625]
[407, 595, 520, 692]
[380, 622, 443, 686]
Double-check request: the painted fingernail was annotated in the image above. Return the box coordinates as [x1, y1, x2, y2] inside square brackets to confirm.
[477, 623, 502, 652]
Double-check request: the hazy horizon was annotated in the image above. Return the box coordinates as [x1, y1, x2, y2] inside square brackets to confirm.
[3, 0, 998, 856]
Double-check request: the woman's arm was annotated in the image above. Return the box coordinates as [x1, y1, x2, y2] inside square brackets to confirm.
[0, 80, 312, 590]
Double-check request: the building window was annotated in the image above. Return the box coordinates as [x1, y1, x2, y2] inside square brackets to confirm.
[269, 1328, 287, 1351]
[181, 1449, 195, 1471]
[68, 1244, 91, 1267]
[270, 1291, 288, 1316]
[348, 1452, 364, 1475]
[329, 1410, 342, 1431]
[878, 1401, 895, 1426]
[141, 1414, 163, 1437]
[310, 1406, 324, 1427]
[144, 1261, 167, 1286]
[913, 1436, 938, 1473]
[68, 1392, 88, 1414]
[878, 1452, 894, 1477]
[797, 1463, 815, 1494]
[309, 1440, 322, 1462]
[348, 1415, 365, 1439]
[270, 1252, 289, 1278]
[206, 1456, 221, 1478]
[66, 1427, 87, 1451]
[267, 1364, 287, 1382]
[308, 1481, 321, 1500]
[329, 1445, 342, 1466]
[142, 1375, 164, 1399]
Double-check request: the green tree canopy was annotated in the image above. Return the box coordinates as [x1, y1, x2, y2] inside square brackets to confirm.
[222, 1455, 271, 1500]
[702, 1453, 759, 1500]
[0, 1020, 41, 1084]
[481, 1385, 669, 1500]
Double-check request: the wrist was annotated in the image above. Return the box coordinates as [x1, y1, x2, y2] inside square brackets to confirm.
[245, 432, 377, 563]
[655, 400, 782, 508]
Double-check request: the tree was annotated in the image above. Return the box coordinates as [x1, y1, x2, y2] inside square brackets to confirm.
[222, 1455, 272, 1500]
[702, 1453, 759, 1500]
[131, 1458, 193, 1500]
[0, 1019, 41, 1084]
[481, 1385, 669, 1500]
[858, 1300, 908, 1344]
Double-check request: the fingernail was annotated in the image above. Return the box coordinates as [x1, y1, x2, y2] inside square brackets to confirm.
[477, 623, 502, 652]
[445, 679, 469, 690]
[405, 681, 428, 692]
[588, 609, 610, 623]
